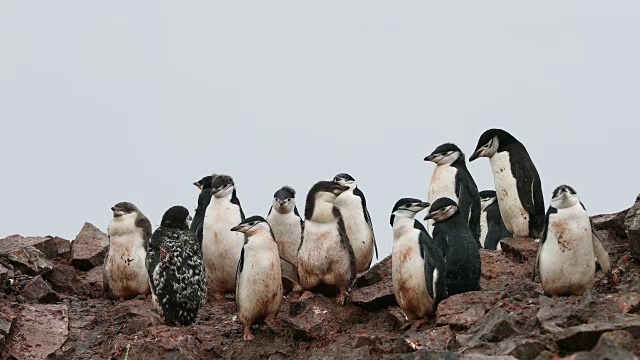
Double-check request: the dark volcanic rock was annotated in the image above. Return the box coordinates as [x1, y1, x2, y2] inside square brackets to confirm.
[308, 344, 372, 360]
[288, 296, 368, 342]
[436, 291, 505, 330]
[592, 209, 630, 239]
[0, 235, 58, 260]
[0, 310, 14, 355]
[0, 263, 8, 283]
[70, 222, 109, 271]
[21, 275, 59, 303]
[464, 307, 515, 346]
[495, 338, 548, 360]
[53, 237, 72, 259]
[354, 255, 391, 288]
[400, 349, 460, 360]
[624, 196, 640, 261]
[75, 264, 104, 297]
[554, 318, 640, 353]
[350, 280, 397, 311]
[0, 245, 53, 276]
[3, 304, 69, 360]
[404, 325, 455, 351]
[45, 264, 78, 294]
[500, 238, 537, 264]
[564, 331, 637, 359]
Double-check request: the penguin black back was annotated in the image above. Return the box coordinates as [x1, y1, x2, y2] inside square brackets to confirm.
[479, 190, 512, 250]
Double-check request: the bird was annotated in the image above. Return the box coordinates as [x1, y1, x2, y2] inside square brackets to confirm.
[297, 180, 355, 305]
[201, 174, 246, 299]
[191, 174, 218, 239]
[231, 216, 283, 341]
[533, 185, 612, 297]
[390, 198, 447, 323]
[146, 206, 206, 326]
[104, 202, 152, 302]
[425, 197, 481, 296]
[266, 186, 303, 266]
[425, 143, 482, 247]
[469, 129, 545, 239]
[479, 190, 512, 250]
[333, 173, 378, 273]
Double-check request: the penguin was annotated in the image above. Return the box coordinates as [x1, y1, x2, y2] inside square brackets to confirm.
[266, 186, 303, 266]
[201, 174, 246, 299]
[469, 129, 545, 238]
[297, 181, 355, 305]
[191, 174, 218, 239]
[333, 173, 378, 273]
[146, 206, 207, 326]
[390, 198, 448, 323]
[231, 216, 283, 340]
[533, 185, 612, 297]
[104, 202, 152, 301]
[424, 143, 482, 248]
[479, 190, 512, 250]
[424, 197, 481, 296]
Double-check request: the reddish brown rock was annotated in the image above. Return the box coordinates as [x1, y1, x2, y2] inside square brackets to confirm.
[554, 318, 640, 353]
[499, 238, 537, 264]
[70, 223, 109, 271]
[0, 235, 58, 260]
[463, 307, 515, 347]
[404, 325, 455, 351]
[436, 291, 506, 330]
[354, 255, 391, 288]
[592, 209, 630, 239]
[350, 279, 397, 311]
[0, 245, 53, 276]
[624, 196, 640, 261]
[45, 264, 77, 294]
[287, 296, 368, 342]
[22, 275, 59, 303]
[53, 237, 71, 259]
[0, 263, 8, 283]
[3, 304, 69, 360]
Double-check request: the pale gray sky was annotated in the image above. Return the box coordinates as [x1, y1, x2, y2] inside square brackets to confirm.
[1, 2, 639, 263]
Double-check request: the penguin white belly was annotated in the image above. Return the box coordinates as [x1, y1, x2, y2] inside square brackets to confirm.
[237, 239, 282, 325]
[538, 206, 595, 296]
[427, 165, 459, 234]
[392, 234, 433, 320]
[479, 211, 488, 248]
[298, 221, 351, 289]
[202, 199, 244, 293]
[335, 193, 374, 273]
[267, 212, 302, 266]
[105, 234, 150, 299]
[489, 152, 529, 237]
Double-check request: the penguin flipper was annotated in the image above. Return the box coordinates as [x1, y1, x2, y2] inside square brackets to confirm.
[418, 229, 447, 303]
[591, 228, 612, 276]
[354, 188, 378, 260]
[532, 236, 542, 282]
[279, 257, 300, 285]
[102, 238, 112, 298]
[235, 246, 245, 311]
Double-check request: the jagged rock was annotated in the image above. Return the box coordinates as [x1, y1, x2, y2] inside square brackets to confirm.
[0, 263, 8, 283]
[624, 195, 640, 261]
[0, 245, 53, 276]
[0, 235, 58, 260]
[563, 331, 637, 359]
[3, 304, 69, 359]
[111, 326, 201, 360]
[287, 296, 368, 342]
[308, 344, 372, 360]
[400, 349, 460, 360]
[52, 237, 71, 259]
[404, 325, 454, 351]
[495, 338, 548, 360]
[45, 264, 77, 294]
[598, 330, 636, 351]
[592, 209, 630, 239]
[113, 299, 162, 335]
[462, 307, 515, 347]
[500, 238, 537, 263]
[75, 264, 104, 297]
[21, 275, 59, 304]
[533, 351, 559, 360]
[354, 255, 391, 288]
[436, 291, 505, 330]
[554, 318, 640, 353]
[535, 293, 620, 334]
[0, 311, 14, 354]
[70, 222, 109, 271]
[350, 280, 397, 311]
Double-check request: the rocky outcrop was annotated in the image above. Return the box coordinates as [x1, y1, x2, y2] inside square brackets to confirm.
[2, 304, 69, 359]
[53, 237, 71, 260]
[624, 195, 640, 261]
[0, 245, 53, 276]
[21, 275, 59, 304]
[70, 223, 109, 271]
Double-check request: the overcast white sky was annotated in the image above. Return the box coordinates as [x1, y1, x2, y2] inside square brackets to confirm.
[1, 2, 639, 263]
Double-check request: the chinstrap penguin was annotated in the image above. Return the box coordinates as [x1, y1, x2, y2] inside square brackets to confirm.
[201, 174, 246, 299]
[469, 129, 545, 238]
[191, 174, 218, 239]
[390, 198, 448, 323]
[533, 185, 612, 297]
[231, 216, 283, 341]
[146, 206, 206, 325]
[104, 202, 152, 301]
[425, 198, 481, 296]
[266, 186, 304, 266]
[479, 190, 512, 250]
[425, 143, 482, 248]
[297, 181, 355, 305]
[333, 173, 378, 273]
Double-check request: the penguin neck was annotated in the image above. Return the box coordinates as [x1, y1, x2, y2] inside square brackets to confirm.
[108, 212, 139, 236]
[392, 216, 415, 238]
[310, 201, 338, 223]
[246, 228, 275, 245]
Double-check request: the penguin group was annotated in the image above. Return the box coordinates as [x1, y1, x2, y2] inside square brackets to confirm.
[102, 127, 612, 339]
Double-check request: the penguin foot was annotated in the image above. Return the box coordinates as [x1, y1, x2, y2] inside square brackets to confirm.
[298, 291, 315, 301]
[243, 327, 255, 341]
[336, 288, 349, 305]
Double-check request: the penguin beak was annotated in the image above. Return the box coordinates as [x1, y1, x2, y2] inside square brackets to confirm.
[423, 212, 434, 221]
[230, 224, 247, 233]
[418, 202, 431, 209]
[424, 154, 437, 162]
[469, 150, 481, 162]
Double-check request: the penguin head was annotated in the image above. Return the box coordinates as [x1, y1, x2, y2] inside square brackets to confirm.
[211, 175, 235, 198]
[230, 216, 271, 236]
[551, 185, 580, 209]
[273, 186, 297, 214]
[424, 198, 459, 222]
[424, 143, 464, 165]
[307, 181, 350, 204]
[470, 128, 519, 161]
[333, 173, 357, 190]
[111, 202, 140, 218]
[160, 206, 192, 230]
[390, 198, 430, 226]
[193, 174, 217, 190]
[479, 190, 497, 211]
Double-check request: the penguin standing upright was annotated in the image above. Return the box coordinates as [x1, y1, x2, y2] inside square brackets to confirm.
[146, 206, 206, 326]
[390, 198, 448, 323]
[533, 185, 611, 297]
[201, 175, 246, 299]
[191, 174, 218, 239]
[424, 143, 481, 247]
[231, 216, 283, 340]
[424, 198, 481, 296]
[104, 202, 152, 301]
[479, 190, 512, 250]
[469, 129, 545, 238]
[333, 173, 378, 272]
[266, 186, 303, 266]
[297, 181, 355, 305]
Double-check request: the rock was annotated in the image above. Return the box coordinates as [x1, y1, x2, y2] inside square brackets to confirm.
[45, 264, 77, 294]
[533, 351, 559, 360]
[21, 275, 59, 303]
[0, 263, 8, 283]
[350, 280, 397, 311]
[287, 296, 368, 342]
[0, 311, 15, 354]
[404, 325, 455, 351]
[113, 299, 162, 335]
[535, 294, 615, 334]
[436, 291, 505, 330]
[70, 222, 109, 271]
[563, 332, 637, 360]
[52, 237, 71, 259]
[3, 304, 69, 360]
[0, 245, 53, 276]
[385, 306, 409, 330]
[460, 355, 519, 360]
[75, 264, 104, 297]
[500, 238, 537, 263]
[495, 338, 548, 360]
[463, 307, 515, 347]
[597, 330, 636, 351]
[592, 209, 630, 239]
[400, 349, 460, 360]
[554, 318, 640, 353]
[624, 196, 640, 260]
[0, 235, 58, 260]
[308, 344, 372, 360]
[354, 255, 391, 288]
